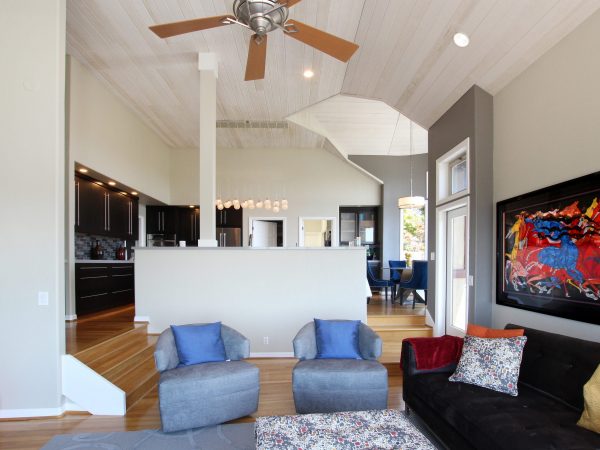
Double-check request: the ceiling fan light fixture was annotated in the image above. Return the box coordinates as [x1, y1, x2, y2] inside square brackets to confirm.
[453, 32, 470, 48]
[303, 69, 314, 78]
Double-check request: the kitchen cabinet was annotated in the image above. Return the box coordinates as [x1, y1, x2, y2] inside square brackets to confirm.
[75, 177, 106, 235]
[179, 207, 200, 246]
[75, 176, 138, 240]
[146, 206, 180, 235]
[216, 207, 243, 228]
[339, 207, 380, 258]
[75, 262, 134, 315]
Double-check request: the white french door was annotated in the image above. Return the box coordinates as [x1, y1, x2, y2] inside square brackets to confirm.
[445, 206, 468, 336]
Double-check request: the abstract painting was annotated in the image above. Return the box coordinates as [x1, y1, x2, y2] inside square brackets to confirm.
[496, 171, 600, 325]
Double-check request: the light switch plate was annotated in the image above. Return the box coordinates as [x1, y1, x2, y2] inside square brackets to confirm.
[38, 291, 49, 306]
[430, 252, 435, 261]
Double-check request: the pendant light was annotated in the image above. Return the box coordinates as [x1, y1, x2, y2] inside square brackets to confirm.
[398, 121, 425, 209]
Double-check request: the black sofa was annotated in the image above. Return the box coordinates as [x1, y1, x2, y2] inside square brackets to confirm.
[401, 324, 600, 450]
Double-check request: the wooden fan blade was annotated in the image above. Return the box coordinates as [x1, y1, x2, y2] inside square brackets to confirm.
[245, 34, 268, 81]
[285, 19, 359, 62]
[149, 15, 234, 38]
[285, 0, 304, 7]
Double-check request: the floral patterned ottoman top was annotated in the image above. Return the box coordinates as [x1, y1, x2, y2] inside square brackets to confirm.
[255, 409, 435, 450]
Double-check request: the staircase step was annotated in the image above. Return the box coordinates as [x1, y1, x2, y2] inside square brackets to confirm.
[74, 324, 149, 366]
[111, 354, 159, 409]
[92, 335, 158, 380]
[368, 314, 425, 327]
[372, 325, 433, 364]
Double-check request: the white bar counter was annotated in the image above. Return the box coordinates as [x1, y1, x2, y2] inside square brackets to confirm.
[134, 247, 367, 356]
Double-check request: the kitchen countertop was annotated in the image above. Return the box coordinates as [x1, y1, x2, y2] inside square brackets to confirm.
[75, 259, 134, 264]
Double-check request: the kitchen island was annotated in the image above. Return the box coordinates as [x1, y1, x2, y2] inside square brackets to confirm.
[134, 247, 366, 356]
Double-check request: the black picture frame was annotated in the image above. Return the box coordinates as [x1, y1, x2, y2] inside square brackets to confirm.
[496, 171, 600, 326]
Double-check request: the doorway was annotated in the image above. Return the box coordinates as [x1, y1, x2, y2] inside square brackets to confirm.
[298, 217, 337, 247]
[249, 217, 286, 247]
[445, 206, 468, 336]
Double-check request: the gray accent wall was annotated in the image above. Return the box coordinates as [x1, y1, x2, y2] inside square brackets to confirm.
[493, 8, 600, 342]
[427, 86, 494, 325]
[349, 154, 427, 269]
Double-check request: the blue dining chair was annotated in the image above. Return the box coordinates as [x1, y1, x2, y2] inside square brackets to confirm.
[388, 260, 407, 302]
[397, 260, 428, 308]
[367, 263, 395, 301]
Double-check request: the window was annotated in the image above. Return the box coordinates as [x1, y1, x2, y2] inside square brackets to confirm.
[400, 207, 426, 263]
[436, 138, 469, 205]
[450, 156, 467, 195]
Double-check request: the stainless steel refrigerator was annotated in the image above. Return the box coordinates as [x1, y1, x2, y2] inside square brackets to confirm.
[216, 228, 242, 247]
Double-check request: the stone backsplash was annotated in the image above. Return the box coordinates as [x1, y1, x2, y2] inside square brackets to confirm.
[75, 233, 133, 260]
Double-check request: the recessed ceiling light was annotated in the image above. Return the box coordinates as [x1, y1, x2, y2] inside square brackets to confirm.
[78, 168, 88, 173]
[96, 182, 104, 186]
[453, 32, 470, 48]
[303, 69, 314, 79]
[189, 205, 195, 208]
[121, 191, 128, 195]
[131, 191, 138, 196]
[108, 181, 116, 186]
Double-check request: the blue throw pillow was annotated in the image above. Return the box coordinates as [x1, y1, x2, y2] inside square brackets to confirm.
[171, 322, 227, 366]
[314, 319, 362, 359]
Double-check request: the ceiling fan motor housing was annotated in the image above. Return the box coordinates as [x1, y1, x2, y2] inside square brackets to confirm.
[233, 0, 289, 36]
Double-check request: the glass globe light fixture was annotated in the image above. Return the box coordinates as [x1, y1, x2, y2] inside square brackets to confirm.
[264, 199, 272, 210]
[256, 200, 263, 208]
[273, 206, 280, 213]
[217, 203, 224, 210]
[224, 200, 232, 209]
[241, 200, 248, 209]
[273, 200, 280, 209]
[233, 203, 241, 210]
[281, 199, 288, 210]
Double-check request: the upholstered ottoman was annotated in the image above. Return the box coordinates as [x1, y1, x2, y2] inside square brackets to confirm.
[292, 321, 388, 414]
[154, 325, 260, 433]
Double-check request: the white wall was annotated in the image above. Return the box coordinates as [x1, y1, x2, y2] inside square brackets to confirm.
[493, 9, 600, 341]
[170, 147, 382, 246]
[0, 0, 65, 416]
[135, 247, 367, 354]
[68, 56, 171, 203]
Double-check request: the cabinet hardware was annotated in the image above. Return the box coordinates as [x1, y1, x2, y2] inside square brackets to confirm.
[80, 275, 109, 280]
[112, 274, 132, 278]
[80, 266, 108, 270]
[107, 194, 110, 230]
[112, 288, 133, 294]
[80, 292, 109, 299]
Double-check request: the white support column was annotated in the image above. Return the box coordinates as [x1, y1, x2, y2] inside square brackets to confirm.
[197, 53, 218, 247]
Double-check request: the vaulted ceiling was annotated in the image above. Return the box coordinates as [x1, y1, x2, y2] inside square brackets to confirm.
[66, 0, 600, 152]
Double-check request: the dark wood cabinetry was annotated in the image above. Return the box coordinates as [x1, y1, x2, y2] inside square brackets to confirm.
[339, 206, 380, 259]
[178, 207, 200, 246]
[75, 263, 134, 315]
[146, 206, 180, 235]
[75, 176, 138, 240]
[216, 207, 243, 228]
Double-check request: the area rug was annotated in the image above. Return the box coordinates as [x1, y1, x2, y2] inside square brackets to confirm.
[40, 423, 255, 450]
[40, 412, 444, 450]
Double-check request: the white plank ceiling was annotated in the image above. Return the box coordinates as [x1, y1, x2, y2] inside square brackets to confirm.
[66, 0, 600, 152]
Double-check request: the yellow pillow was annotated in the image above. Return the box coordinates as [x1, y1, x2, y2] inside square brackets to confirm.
[578, 364, 600, 434]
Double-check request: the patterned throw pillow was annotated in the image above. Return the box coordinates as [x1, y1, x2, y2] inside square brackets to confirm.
[449, 335, 527, 396]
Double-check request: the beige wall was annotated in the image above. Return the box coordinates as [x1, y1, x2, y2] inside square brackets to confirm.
[493, 9, 600, 341]
[135, 247, 367, 354]
[170, 147, 382, 246]
[0, 0, 65, 415]
[68, 56, 171, 203]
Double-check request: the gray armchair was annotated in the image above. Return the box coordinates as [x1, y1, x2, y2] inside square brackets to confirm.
[292, 321, 388, 414]
[154, 324, 259, 433]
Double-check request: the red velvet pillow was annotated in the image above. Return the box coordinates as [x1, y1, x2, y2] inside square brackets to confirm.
[467, 324, 524, 338]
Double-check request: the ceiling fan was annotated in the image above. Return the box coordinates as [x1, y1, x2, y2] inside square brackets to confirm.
[149, 0, 359, 81]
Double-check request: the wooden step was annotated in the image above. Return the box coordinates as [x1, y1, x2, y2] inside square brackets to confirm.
[372, 325, 433, 364]
[74, 324, 149, 365]
[367, 314, 425, 327]
[111, 355, 159, 409]
[73, 323, 159, 410]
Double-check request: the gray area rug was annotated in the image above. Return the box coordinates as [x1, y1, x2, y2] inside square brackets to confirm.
[41, 423, 256, 450]
[40, 413, 444, 450]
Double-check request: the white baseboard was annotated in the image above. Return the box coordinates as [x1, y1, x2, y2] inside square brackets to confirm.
[0, 406, 64, 419]
[62, 397, 86, 412]
[250, 352, 295, 358]
[65, 314, 77, 321]
[134, 315, 150, 323]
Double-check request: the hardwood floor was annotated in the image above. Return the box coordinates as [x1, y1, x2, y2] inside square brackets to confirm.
[0, 295, 406, 450]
